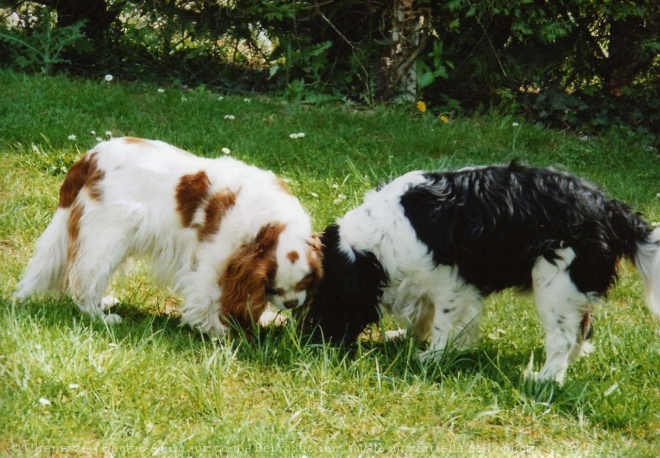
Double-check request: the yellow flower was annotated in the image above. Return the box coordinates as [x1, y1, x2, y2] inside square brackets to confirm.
[439, 115, 449, 123]
[416, 101, 427, 113]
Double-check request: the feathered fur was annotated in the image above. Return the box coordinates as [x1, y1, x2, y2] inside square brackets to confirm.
[15, 137, 323, 335]
[307, 162, 660, 383]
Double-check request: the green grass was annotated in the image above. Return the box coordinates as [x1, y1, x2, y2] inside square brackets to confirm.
[1, 69, 659, 457]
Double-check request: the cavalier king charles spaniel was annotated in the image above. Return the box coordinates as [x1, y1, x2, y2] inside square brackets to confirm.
[307, 162, 660, 383]
[16, 137, 323, 335]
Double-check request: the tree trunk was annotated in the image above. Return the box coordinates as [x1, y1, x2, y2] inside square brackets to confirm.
[378, 0, 427, 103]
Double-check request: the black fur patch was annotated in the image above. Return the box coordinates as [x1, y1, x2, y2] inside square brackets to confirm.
[400, 162, 650, 296]
[307, 162, 652, 345]
[305, 224, 387, 343]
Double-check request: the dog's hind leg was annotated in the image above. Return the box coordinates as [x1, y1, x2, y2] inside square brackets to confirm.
[531, 248, 592, 384]
[66, 204, 134, 324]
[15, 209, 71, 299]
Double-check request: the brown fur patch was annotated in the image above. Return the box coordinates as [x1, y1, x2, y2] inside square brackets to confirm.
[410, 295, 435, 340]
[198, 189, 238, 241]
[287, 250, 300, 264]
[175, 171, 211, 228]
[580, 310, 593, 341]
[276, 178, 292, 194]
[58, 153, 105, 208]
[123, 137, 149, 145]
[218, 223, 286, 328]
[294, 274, 316, 292]
[300, 233, 324, 298]
[66, 203, 84, 272]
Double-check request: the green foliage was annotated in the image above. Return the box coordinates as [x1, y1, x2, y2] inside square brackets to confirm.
[520, 86, 660, 142]
[0, 1, 657, 140]
[270, 40, 335, 100]
[0, 7, 85, 74]
[417, 41, 452, 90]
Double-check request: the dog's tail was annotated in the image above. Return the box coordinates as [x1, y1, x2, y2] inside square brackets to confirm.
[604, 200, 660, 317]
[635, 227, 660, 316]
[14, 208, 71, 299]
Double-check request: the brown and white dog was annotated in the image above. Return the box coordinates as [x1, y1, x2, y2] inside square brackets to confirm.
[15, 137, 323, 335]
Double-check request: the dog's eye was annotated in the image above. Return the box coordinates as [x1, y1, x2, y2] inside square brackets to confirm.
[266, 286, 285, 296]
[294, 273, 317, 292]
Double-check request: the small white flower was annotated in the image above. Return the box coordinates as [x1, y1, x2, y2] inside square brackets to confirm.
[333, 194, 347, 205]
[104, 74, 113, 82]
[217, 96, 224, 101]
[105, 131, 113, 137]
[289, 133, 298, 139]
[332, 183, 339, 189]
[296, 132, 305, 138]
[181, 96, 188, 102]
[39, 398, 51, 406]
[221, 147, 231, 155]
[67, 134, 77, 141]
[68, 383, 80, 389]
[511, 122, 519, 127]
[157, 88, 165, 93]
[243, 98, 251, 103]
[224, 115, 235, 120]
[90, 130, 96, 135]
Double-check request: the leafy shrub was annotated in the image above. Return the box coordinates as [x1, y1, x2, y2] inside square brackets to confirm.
[0, 0, 657, 142]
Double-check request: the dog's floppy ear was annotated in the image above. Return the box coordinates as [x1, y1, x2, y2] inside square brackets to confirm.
[305, 225, 386, 343]
[307, 232, 324, 264]
[255, 223, 286, 253]
[302, 232, 324, 301]
[219, 223, 285, 328]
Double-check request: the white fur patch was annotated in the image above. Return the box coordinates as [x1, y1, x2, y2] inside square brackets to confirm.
[15, 137, 319, 334]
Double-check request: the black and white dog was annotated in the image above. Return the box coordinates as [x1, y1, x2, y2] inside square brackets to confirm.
[307, 162, 660, 383]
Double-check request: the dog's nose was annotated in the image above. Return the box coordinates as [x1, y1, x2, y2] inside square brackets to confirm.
[283, 299, 299, 309]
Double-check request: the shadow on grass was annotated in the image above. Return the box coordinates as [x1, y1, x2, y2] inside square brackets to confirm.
[3, 296, 593, 415]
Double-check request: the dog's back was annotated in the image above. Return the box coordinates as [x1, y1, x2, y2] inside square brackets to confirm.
[16, 137, 321, 332]
[399, 162, 652, 296]
[308, 162, 660, 383]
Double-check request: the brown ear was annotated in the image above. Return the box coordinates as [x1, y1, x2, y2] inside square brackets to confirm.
[307, 232, 323, 252]
[255, 223, 287, 253]
[298, 232, 324, 308]
[218, 223, 285, 328]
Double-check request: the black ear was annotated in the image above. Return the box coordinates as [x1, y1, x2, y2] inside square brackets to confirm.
[305, 225, 387, 343]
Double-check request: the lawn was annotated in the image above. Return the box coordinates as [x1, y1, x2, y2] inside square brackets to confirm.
[1, 69, 659, 457]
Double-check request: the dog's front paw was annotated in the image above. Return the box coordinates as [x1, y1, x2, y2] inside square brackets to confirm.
[578, 340, 594, 357]
[419, 347, 445, 364]
[524, 364, 565, 385]
[102, 313, 123, 325]
[101, 295, 120, 310]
